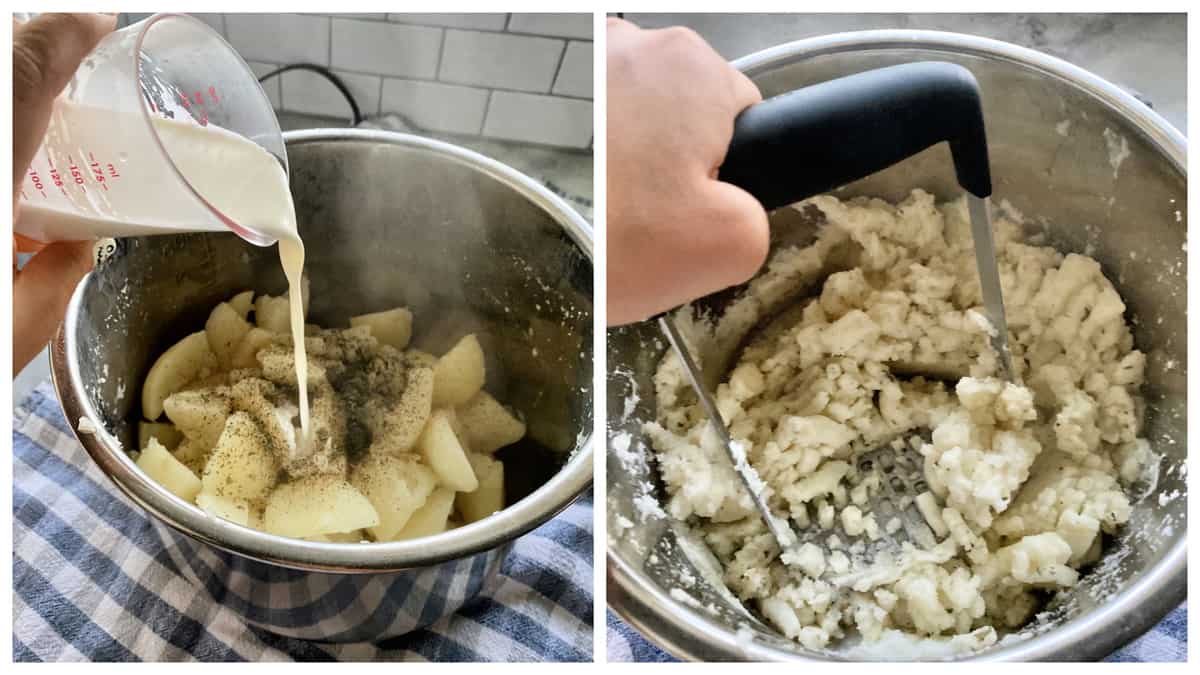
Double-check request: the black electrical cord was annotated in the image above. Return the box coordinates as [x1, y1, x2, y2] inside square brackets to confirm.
[256, 63, 364, 126]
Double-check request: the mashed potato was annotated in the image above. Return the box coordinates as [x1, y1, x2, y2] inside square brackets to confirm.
[647, 189, 1149, 650]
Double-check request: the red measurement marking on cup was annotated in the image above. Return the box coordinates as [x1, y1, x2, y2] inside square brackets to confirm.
[88, 153, 109, 191]
[27, 169, 47, 198]
[178, 86, 220, 126]
[67, 156, 86, 193]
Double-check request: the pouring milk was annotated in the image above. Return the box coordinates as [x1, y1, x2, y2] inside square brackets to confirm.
[18, 102, 312, 443]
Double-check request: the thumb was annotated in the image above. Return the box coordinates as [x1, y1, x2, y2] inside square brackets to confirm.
[12, 240, 96, 372]
[12, 13, 116, 204]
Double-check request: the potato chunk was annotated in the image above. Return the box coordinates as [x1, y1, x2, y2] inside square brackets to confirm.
[138, 421, 182, 452]
[433, 334, 485, 407]
[136, 438, 202, 502]
[142, 331, 218, 420]
[254, 293, 291, 333]
[418, 409, 478, 491]
[262, 476, 379, 539]
[206, 301, 252, 368]
[196, 493, 252, 527]
[394, 488, 455, 540]
[458, 453, 506, 523]
[231, 327, 276, 369]
[172, 438, 209, 475]
[229, 290, 254, 318]
[350, 307, 414, 350]
[368, 366, 433, 455]
[456, 391, 526, 453]
[163, 388, 231, 450]
[201, 412, 279, 501]
[349, 454, 437, 541]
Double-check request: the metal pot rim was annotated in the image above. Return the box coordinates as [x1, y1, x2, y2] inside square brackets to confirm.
[52, 128, 594, 573]
[607, 29, 1187, 662]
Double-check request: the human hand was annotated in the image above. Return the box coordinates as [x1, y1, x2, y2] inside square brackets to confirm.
[606, 18, 768, 326]
[13, 13, 115, 372]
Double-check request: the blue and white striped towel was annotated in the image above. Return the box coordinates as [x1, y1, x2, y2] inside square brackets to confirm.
[13, 383, 593, 662]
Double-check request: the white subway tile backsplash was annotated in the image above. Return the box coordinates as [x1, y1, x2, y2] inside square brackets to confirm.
[507, 14, 592, 39]
[122, 13, 223, 36]
[246, 61, 282, 110]
[331, 19, 442, 78]
[440, 30, 563, 93]
[380, 79, 489, 135]
[483, 91, 591, 148]
[225, 14, 329, 65]
[281, 68, 382, 119]
[552, 41, 592, 99]
[387, 13, 508, 30]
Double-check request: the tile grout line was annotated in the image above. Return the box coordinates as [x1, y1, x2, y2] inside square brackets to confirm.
[434, 27, 447, 81]
[547, 40, 569, 96]
[330, 14, 585, 40]
[327, 66, 593, 102]
[375, 75, 384, 118]
[479, 89, 494, 136]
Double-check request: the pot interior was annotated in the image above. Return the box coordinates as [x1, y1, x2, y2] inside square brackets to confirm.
[70, 134, 593, 518]
[607, 40, 1185, 660]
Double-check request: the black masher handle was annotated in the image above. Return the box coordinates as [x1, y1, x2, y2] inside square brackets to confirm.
[720, 61, 992, 210]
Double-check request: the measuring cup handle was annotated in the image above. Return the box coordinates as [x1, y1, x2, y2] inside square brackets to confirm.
[720, 61, 993, 210]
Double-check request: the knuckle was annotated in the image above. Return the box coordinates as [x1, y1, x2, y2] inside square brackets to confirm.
[13, 14, 94, 96]
[662, 26, 703, 49]
[12, 30, 54, 98]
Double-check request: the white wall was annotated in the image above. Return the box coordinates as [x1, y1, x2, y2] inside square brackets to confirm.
[124, 13, 594, 149]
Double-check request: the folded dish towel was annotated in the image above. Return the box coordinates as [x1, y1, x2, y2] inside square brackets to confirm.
[14, 383, 593, 662]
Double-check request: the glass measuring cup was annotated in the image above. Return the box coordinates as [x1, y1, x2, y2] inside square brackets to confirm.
[15, 13, 286, 246]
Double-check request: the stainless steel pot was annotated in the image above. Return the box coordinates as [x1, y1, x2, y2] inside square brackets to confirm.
[52, 129, 593, 640]
[607, 30, 1186, 661]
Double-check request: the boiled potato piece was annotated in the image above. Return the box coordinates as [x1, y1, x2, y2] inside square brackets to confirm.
[229, 290, 254, 319]
[206, 302, 252, 368]
[142, 331, 218, 420]
[369, 366, 433, 455]
[432, 334, 485, 407]
[393, 488, 455, 540]
[138, 421, 182, 452]
[136, 438, 202, 502]
[196, 493, 252, 527]
[349, 453, 436, 541]
[262, 476, 379, 539]
[418, 409, 478, 492]
[231, 327, 276, 369]
[350, 307, 413, 350]
[163, 389, 231, 450]
[201, 412, 278, 501]
[255, 294, 291, 333]
[408, 349, 437, 368]
[457, 391, 526, 453]
[172, 438, 209, 475]
[458, 454, 505, 523]
[446, 409, 471, 452]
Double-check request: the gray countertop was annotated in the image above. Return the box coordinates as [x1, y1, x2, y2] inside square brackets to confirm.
[624, 13, 1187, 134]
